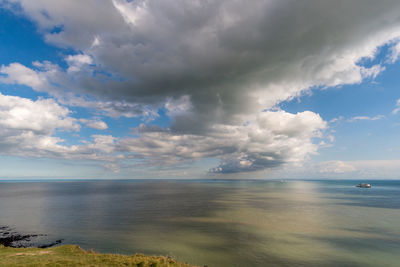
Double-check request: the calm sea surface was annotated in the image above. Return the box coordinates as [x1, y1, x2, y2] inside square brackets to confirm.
[1, 180, 400, 266]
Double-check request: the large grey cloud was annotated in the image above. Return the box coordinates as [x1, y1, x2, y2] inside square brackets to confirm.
[120, 110, 326, 173]
[1, 0, 400, 173]
[3, 1, 399, 112]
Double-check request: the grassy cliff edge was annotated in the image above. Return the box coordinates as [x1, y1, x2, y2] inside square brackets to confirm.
[0, 245, 196, 267]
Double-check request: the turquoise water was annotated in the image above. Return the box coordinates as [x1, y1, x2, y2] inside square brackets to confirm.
[1, 180, 400, 266]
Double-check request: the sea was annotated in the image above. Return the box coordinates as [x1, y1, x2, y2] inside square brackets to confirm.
[0, 179, 400, 266]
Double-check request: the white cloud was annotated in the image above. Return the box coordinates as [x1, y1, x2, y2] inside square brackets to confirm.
[388, 40, 400, 63]
[87, 121, 108, 130]
[0, 61, 67, 95]
[0, 93, 79, 133]
[79, 119, 108, 130]
[65, 54, 93, 73]
[392, 99, 400, 114]
[66, 54, 93, 65]
[88, 135, 116, 154]
[318, 161, 357, 174]
[0, 93, 78, 157]
[329, 116, 344, 123]
[112, 0, 146, 26]
[0, 93, 121, 163]
[348, 115, 385, 122]
[0, 63, 46, 89]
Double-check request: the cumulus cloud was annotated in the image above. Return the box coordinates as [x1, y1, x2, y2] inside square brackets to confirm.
[2, 0, 400, 173]
[119, 110, 326, 173]
[0, 93, 76, 157]
[0, 93, 79, 133]
[65, 54, 93, 73]
[0, 93, 119, 161]
[86, 121, 108, 130]
[0, 62, 47, 90]
[79, 119, 108, 130]
[85, 135, 117, 154]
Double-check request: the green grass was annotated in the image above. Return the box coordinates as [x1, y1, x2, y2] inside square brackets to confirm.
[0, 245, 195, 267]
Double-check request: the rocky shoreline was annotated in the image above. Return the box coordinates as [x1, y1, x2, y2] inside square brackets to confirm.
[0, 226, 62, 248]
[1, 226, 199, 266]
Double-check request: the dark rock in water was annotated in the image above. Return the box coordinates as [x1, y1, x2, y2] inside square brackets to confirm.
[0, 226, 37, 247]
[38, 239, 63, 248]
[0, 226, 63, 248]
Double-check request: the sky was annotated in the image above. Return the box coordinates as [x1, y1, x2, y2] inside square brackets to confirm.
[0, 0, 400, 180]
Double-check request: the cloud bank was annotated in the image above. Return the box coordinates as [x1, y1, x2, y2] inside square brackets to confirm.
[2, 0, 400, 174]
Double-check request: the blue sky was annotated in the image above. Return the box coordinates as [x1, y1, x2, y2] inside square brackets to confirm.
[1, 0, 400, 179]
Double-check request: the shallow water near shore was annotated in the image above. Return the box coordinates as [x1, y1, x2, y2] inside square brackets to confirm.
[1, 179, 400, 266]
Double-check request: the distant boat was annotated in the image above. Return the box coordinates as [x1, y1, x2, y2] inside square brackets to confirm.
[356, 183, 371, 188]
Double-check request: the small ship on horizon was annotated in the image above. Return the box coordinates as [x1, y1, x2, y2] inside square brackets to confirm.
[356, 183, 371, 188]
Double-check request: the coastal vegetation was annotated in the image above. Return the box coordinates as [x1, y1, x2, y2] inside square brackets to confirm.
[0, 245, 194, 267]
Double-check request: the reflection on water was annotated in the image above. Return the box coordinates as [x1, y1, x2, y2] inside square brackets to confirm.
[1, 180, 400, 266]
